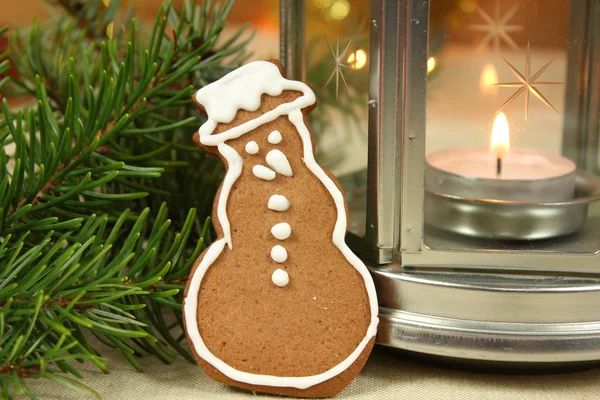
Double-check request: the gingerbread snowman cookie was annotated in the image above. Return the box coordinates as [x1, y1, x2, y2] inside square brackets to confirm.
[183, 60, 378, 398]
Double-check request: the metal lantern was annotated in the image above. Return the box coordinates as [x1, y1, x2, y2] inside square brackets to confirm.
[280, 0, 600, 366]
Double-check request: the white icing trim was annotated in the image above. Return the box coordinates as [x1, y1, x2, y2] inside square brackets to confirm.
[271, 223, 291, 240]
[270, 245, 288, 263]
[266, 150, 293, 177]
[252, 165, 276, 181]
[268, 195, 290, 211]
[271, 268, 289, 287]
[216, 143, 242, 249]
[184, 61, 378, 390]
[288, 107, 378, 328]
[268, 130, 283, 144]
[245, 141, 259, 154]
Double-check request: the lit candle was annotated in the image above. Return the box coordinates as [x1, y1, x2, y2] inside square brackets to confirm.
[425, 114, 576, 202]
[491, 112, 509, 176]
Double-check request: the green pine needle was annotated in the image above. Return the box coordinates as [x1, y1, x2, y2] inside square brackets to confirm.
[0, 0, 249, 398]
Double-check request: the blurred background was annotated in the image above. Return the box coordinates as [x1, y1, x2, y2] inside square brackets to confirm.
[1, 0, 571, 47]
[1, 0, 575, 176]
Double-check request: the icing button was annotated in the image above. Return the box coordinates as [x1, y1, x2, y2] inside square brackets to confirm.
[268, 195, 290, 211]
[271, 245, 288, 263]
[271, 268, 289, 287]
[271, 223, 292, 240]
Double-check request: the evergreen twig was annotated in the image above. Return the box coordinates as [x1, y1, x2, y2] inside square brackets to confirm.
[0, 1, 250, 398]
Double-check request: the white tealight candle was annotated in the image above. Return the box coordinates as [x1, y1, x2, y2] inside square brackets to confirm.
[426, 148, 576, 202]
[425, 114, 576, 202]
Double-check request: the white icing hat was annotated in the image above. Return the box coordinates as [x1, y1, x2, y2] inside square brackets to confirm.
[195, 61, 315, 146]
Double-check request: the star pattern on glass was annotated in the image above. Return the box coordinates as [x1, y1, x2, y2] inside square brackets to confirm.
[494, 42, 563, 121]
[345, 15, 369, 60]
[469, 1, 523, 52]
[325, 34, 352, 98]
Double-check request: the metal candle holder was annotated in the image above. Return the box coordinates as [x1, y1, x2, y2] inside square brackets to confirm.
[425, 171, 600, 240]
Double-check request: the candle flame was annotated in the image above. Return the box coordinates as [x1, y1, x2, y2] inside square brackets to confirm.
[427, 57, 436, 74]
[479, 63, 498, 94]
[491, 112, 510, 156]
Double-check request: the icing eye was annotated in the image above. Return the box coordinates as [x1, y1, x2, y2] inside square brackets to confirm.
[245, 141, 259, 154]
[268, 130, 282, 144]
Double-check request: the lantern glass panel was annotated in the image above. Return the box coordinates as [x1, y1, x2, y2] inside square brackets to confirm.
[421, 0, 600, 258]
[302, 0, 372, 237]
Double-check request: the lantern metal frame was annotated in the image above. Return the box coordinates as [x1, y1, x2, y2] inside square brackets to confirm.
[362, 0, 600, 274]
[563, 0, 600, 174]
[280, 0, 600, 365]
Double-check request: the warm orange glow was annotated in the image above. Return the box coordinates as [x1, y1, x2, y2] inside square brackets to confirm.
[491, 113, 510, 156]
[347, 49, 367, 70]
[313, 0, 334, 8]
[479, 63, 499, 95]
[459, 0, 477, 13]
[427, 57, 436, 74]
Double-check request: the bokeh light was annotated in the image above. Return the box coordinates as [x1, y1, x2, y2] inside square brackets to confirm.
[348, 49, 367, 70]
[330, 0, 350, 20]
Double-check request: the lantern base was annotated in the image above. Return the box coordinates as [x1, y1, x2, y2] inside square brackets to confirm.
[381, 347, 600, 374]
[370, 264, 600, 365]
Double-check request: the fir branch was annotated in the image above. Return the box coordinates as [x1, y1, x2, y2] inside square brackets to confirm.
[0, 1, 250, 398]
[3, 0, 250, 228]
[0, 205, 211, 398]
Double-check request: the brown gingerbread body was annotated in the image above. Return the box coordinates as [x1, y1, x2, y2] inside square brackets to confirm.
[184, 62, 376, 398]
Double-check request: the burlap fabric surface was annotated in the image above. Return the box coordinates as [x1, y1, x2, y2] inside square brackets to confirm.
[20, 344, 600, 399]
